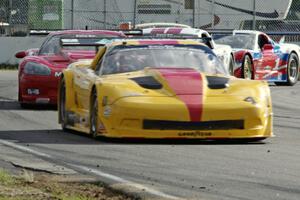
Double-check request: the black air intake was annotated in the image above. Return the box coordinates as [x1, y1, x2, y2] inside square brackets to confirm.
[143, 119, 244, 130]
[206, 76, 229, 89]
[131, 76, 163, 89]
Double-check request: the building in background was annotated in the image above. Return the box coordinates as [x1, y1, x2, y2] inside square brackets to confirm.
[61, 0, 292, 30]
[0, 0, 297, 35]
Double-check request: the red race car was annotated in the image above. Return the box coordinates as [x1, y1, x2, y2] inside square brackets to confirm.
[16, 30, 125, 107]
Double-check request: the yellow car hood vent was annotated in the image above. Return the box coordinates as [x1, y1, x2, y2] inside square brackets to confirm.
[206, 76, 229, 89]
[130, 76, 163, 90]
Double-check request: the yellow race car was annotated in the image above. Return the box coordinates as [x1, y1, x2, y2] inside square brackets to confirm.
[58, 39, 273, 141]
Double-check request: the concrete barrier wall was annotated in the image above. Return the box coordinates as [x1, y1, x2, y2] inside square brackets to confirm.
[0, 37, 45, 64]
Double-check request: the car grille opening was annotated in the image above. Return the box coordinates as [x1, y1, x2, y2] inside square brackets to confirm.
[143, 119, 244, 130]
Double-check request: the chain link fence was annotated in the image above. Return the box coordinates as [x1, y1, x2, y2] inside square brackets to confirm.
[1, 0, 300, 36]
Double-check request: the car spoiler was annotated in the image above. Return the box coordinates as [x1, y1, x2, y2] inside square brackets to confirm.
[29, 29, 143, 36]
[121, 29, 143, 36]
[135, 34, 214, 49]
[60, 37, 115, 52]
[29, 30, 58, 36]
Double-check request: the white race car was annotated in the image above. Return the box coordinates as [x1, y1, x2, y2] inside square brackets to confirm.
[214, 30, 300, 85]
[142, 27, 235, 75]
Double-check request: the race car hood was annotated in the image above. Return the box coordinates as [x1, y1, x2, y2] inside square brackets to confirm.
[148, 67, 203, 95]
[95, 67, 270, 123]
[99, 67, 266, 103]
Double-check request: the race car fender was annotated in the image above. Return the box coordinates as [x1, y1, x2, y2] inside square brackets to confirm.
[278, 43, 300, 58]
[58, 68, 75, 123]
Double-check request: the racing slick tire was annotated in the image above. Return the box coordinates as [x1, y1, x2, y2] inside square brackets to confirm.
[59, 78, 68, 131]
[275, 52, 299, 86]
[242, 55, 253, 79]
[90, 91, 99, 138]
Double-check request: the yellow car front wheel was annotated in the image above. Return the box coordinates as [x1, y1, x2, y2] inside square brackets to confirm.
[59, 79, 68, 131]
[90, 92, 99, 138]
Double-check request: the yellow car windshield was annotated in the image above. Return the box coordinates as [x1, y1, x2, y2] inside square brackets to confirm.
[101, 45, 227, 75]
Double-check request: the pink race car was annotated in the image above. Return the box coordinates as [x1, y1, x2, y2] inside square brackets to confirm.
[15, 30, 125, 107]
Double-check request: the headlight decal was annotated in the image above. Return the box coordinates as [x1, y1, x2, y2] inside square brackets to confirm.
[243, 96, 257, 105]
[103, 106, 112, 117]
[24, 62, 51, 76]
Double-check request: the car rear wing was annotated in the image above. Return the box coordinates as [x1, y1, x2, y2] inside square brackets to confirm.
[60, 37, 115, 52]
[134, 34, 214, 49]
[29, 29, 142, 37]
[29, 30, 56, 36]
[29, 29, 69, 36]
[121, 29, 143, 36]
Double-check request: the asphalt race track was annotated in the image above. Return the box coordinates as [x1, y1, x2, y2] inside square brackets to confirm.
[0, 71, 300, 200]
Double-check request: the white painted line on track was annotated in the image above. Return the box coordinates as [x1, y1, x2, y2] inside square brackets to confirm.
[72, 164, 181, 200]
[0, 139, 181, 200]
[0, 139, 52, 158]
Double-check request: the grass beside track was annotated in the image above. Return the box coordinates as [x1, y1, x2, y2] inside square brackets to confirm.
[0, 64, 18, 70]
[0, 169, 137, 200]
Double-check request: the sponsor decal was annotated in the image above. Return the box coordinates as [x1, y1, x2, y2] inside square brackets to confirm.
[61, 39, 78, 43]
[150, 28, 165, 34]
[138, 40, 179, 45]
[166, 28, 183, 34]
[55, 72, 62, 77]
[178, 131, 212, 137]
[27, 89, 39, 95]
[103, 106, 112, 117]
[75, 34, 97, 38]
